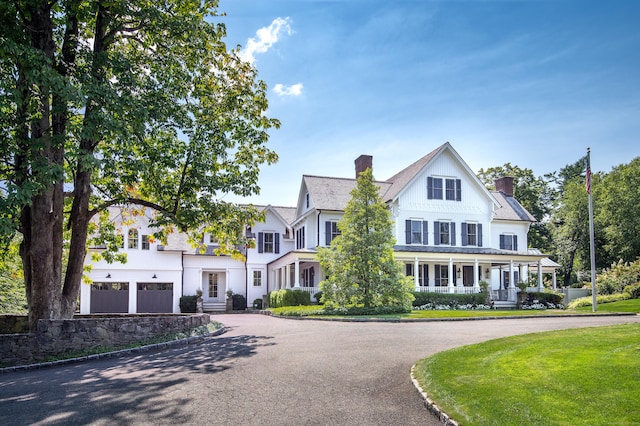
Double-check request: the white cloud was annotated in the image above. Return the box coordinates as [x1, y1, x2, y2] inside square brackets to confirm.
[239, 17, 293, 64]
[273, 83, 304, 97]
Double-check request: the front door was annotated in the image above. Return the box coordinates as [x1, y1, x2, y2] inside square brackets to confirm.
[463, 266, 474, 287]
[205, 272, 225, 302]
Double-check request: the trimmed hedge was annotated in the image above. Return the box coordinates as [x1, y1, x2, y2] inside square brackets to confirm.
[412, 291, 487, 308]
[269, 289, 311, 308]
[321, 305, 411, 316]
[179, 295, 198, 313]
[232, 294, 246, 310]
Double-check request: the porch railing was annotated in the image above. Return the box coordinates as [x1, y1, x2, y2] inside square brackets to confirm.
[415, 286, 480, 294]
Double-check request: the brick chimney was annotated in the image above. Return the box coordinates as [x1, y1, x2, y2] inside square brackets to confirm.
[495, 176, 514, 197]
[355, 154, 373, 178]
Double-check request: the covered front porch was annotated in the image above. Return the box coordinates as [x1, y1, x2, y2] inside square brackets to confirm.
[267, 250, 321, 298]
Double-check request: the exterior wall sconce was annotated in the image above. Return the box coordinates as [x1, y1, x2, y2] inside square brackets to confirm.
[152, 274, 157, 279]
[106, 273, 111, 278]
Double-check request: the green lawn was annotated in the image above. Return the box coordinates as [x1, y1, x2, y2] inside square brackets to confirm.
[576, 297, 640, 313]
[412, 323, 640, 425]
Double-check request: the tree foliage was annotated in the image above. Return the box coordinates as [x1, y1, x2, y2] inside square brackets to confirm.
[318, 168, 414, 309]
[0, 0, 279, 330]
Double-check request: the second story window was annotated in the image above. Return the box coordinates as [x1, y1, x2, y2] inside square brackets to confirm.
[434, 221, 455, 246]
[258, 232, 279, 254]
[405, 220, 427, 245]
[128, 229, 138, 249]
[461, 223, 482, 247]
[296, 227, 305, 250]
[500, 234, 518, 251]
[141, 234, 150, 250]
[325, 221, 341, 245]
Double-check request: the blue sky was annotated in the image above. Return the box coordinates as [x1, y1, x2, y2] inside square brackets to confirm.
[218, 0, 640, 207]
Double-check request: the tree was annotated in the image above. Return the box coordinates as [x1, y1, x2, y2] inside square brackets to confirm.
[0, 1, 279, 331]
[477, 163, 553, 253]
[318, 168, 413, 310]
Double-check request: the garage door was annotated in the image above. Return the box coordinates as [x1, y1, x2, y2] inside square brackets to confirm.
[137, 282, 173, 313]
[91, 282, 129, 313]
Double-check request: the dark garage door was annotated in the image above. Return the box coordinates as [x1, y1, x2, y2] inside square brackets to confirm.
[137, 282, 173, 313]
[91, 282, 129, 313]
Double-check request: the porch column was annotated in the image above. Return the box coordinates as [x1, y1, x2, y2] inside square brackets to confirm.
[414, 257, 420, 290]
[509, 260, 515, 302]
[285, 264, 290, 288]
[294, 260, 300, 288]
[537, 262, 544, 292]
[474, 258, 480, 292]
[448, 258, 454, 294]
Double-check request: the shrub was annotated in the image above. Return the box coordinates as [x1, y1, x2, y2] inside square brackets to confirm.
[313, 291, 323, 304]
[321, 305, 411, 316]
[411, 291, 486, 309]
[179, 295, 197, 313]
[568, 292, 631, 309]
[232, 294, 246, 310]
[623, 283, 640, 299]
[252, 298, 263, 310]
[269, 289, 311, 308]
[596, 259, 640, 295]
[520, 291, 565, 309]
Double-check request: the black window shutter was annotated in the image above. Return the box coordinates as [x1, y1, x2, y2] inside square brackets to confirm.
[258, 232, 264, 253]
[461, 222, 468, 246]
[406, 263, 412, 276]
[456, 179, 462, 201]
[275, 233, 280, 254]
[427, 177, 433, 199]
[423, 264, 429, 285]
[422, 221, 428, 245]
[451, 222, 456, 246]
[500, 234, 505, 250]
[514, 235, 518, 251]
[325, 221, 331, 246]
[434, 221, 440, 246]
[478, 224, 483, 247]
[435, 264, 441, 286]
[405, 220, 411, 244]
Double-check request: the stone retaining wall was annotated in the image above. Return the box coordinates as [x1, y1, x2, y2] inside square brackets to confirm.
[0, 314, 210, 367]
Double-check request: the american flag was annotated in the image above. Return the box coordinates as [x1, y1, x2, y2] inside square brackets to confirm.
[585, 153, 591, 195]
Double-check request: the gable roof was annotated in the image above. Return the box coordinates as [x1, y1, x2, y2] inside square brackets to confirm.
[269, 205, 297, 226]
[491, 191, 536, 222]
[382, 142, 498, 206]
[302, 175, 392, 211]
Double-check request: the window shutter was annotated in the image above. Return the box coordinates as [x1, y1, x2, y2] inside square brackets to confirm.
[514, 235, 518, 251]
[456, 179, 462, 201]
[500, 234, 505, 250]
[275, 233, 280, 254]
[406, 263, 413, 276]
[478, 224, 483, 247]
[258, 232, 264, 253]
[423, 264, 429, 285]
[451, 222, 456, 246]
[434, 221, 440, 246]
[461, 222, 468, 246]
[422, 221, 428, 245]
[427, 177, 433, 199]
[325, 222, 331, 246]
[435, 264, 441, 286]
[405, 220, 411, 244]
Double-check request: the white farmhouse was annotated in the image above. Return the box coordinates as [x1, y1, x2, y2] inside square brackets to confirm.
[81, 142, 553, 313]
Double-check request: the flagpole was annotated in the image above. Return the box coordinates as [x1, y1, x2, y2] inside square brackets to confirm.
[587, 147, 597, 312]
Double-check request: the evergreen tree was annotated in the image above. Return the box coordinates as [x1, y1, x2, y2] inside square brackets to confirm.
[318, 168, 413, 309]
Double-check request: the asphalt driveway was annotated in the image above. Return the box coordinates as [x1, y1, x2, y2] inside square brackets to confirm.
[1, 314, 639, 425]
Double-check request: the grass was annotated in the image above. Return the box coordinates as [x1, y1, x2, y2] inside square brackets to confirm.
[412, 323, 640, 425]
[576, 297, 640, 313]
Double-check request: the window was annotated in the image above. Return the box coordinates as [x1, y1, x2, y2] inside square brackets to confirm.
[428, 177, 461, 201]
[405, 220, 428, 245]
[406, 264, 429, 286]
[302, 267, 315, 287]
[258, 232, 279, 254]
[128, 229, 138, 249]
[208, 273, 218, 298]
[434, 265, 449, 286]
[141, 234, 150, 250]
[253, 271, 262, 287]
[434, 221, 455, 246]
[500, 234, 518, 251]
[325, 221, 341, 245]
[296, 227, 305, 250]
[462, 223, 483, 247]
[305, 192, 310, 208]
